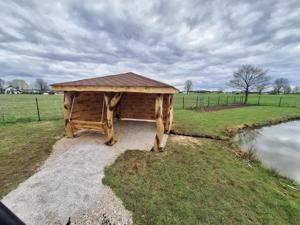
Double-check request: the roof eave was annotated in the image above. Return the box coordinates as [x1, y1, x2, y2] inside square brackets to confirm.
[51, 85, 178, 94]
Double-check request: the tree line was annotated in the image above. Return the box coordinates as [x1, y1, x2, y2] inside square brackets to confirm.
[0, 78, 50, 94]
[184, 64, 299, 104]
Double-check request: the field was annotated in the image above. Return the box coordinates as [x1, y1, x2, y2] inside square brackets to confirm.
[173, 93, 300, 109]
[102, 105, 300, 224]
[0, 94, 63, 123]
[104, 137, 300, 225]
[1, 93, 300, 123]
[1, 94, 300, 224]
[174, 106, 300, 137]
[0, 120, 63, 197]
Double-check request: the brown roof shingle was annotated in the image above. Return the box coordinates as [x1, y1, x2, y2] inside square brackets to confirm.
[51, 72, 177, 93]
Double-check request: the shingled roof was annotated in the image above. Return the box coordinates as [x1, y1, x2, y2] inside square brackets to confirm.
[52, 72, 177, 94]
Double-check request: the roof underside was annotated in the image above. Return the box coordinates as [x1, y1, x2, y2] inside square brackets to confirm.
[51, 72, 177, 94]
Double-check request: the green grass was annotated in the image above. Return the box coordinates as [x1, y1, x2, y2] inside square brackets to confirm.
[174, 93, 300, 109]
[103, 137, 300, 225]
[104, 105, 300, 224]
[0, 94, 63, 123]
[1, 93, 299, 123]
[0, 120, 63, 198]
[1, 94, 300, 224]
[173, 106, 300, 137]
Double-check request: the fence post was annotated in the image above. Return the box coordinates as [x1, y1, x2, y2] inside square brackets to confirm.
[217, 96, 220, 105]
[257, 95, 261, 105]
[35, 97, 41, 121]
[196, 96, 198, 108]
[207, 96, 210, 107]
[226, 96, 229, 105]
[234, 96, 236, 104]
[182, 96, 185, 109]
[278, 96, 282, 107]
[1, 112, 4, 122]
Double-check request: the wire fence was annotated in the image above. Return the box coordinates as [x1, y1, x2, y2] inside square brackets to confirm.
[1, 94, 299, 124]
[0, 95, 63, 124]
[173, 94, 300, 109]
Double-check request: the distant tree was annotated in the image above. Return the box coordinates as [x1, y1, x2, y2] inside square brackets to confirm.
[273, 78, 290, 94]
[0, 78, 5, 93]
[256, 81, 270, 95]
[184, 80, 193, 94]
[35, 78, 49, 93]
[293, 86, 300, 94]
[283, 85, 291, 94]
[10, 79, 29, 90]
[228, 65, 270, 104]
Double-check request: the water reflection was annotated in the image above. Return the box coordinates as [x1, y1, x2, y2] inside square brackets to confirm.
[236, 120, 300, 184]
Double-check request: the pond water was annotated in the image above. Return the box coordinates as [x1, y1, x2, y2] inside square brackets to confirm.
[235, 120, 300, 184]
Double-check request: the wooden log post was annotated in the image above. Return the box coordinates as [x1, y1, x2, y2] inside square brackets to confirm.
[165, 94, 173, 134]
[152, 94, 164, 152]
[64, 91, 74, 138]
[104, 93, 122, 146]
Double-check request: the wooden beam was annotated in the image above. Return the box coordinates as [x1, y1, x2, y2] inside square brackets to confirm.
[165, 94, 174, 133]
[104, 93, 122, 146]
[152, 94, 164, 152]
[52, 85, 177, 94]
[64, 91, 75, 137]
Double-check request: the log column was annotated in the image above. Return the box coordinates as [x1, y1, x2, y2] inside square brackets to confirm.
[152, 94, 164, 152]
[165, 94, 174, 133]
[104, 93, 122, 146]
[64, 91, 74, 138]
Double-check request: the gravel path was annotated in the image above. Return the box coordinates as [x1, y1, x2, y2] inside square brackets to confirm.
[2, 121, 168, 225]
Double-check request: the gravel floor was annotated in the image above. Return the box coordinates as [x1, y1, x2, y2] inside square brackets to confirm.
[2, 121, 168, 225]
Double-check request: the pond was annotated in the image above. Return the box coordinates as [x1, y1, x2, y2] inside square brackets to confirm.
[235, 120, 300, 184]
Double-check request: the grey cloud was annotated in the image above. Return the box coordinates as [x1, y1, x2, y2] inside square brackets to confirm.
[0, 0, 300, 89]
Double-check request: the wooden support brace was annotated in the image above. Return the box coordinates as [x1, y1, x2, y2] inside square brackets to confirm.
[165, 94, 174, 133]
[64, 91, 75, 138]
[104, 92, 122, 146]
[152, 94, 164, 152]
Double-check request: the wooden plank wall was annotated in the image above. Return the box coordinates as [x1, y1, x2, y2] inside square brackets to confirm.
[119, 93, 159, 120]
[71, 92, 169, 122]
[70, 92, 106, 122]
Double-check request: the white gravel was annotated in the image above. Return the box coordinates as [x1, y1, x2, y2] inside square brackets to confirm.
[2, 121, 168, 225]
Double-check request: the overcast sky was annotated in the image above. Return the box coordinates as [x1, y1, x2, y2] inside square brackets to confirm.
[1, 0, 300, 90]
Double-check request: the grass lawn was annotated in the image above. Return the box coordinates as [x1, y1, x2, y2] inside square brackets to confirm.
[173, 106, 300, 137]
[173, 93, 300, 109]
[1, 95, 300, 224]
[0, 94, 63, 123]
[104, 105, 300, 224]
[103, 136, 300, 225]
[1, 93, 299, 123]
[0, 120, 63, 198]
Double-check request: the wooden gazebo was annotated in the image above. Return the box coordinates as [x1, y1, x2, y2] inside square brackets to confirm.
[51, 72, 177, 152]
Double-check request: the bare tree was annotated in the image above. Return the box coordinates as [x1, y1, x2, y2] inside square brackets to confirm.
[256, 80, 269, 95]
[283, 85, 291, 94]
[228, 65, 270, 104]
[273, 78, 290, 94]
[293, 86, 300, 94]
[184, 80, 193, 94]
[35, 78, 49, 93]
[10, 79, 29, 90]
[0, 78, 4, 93]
